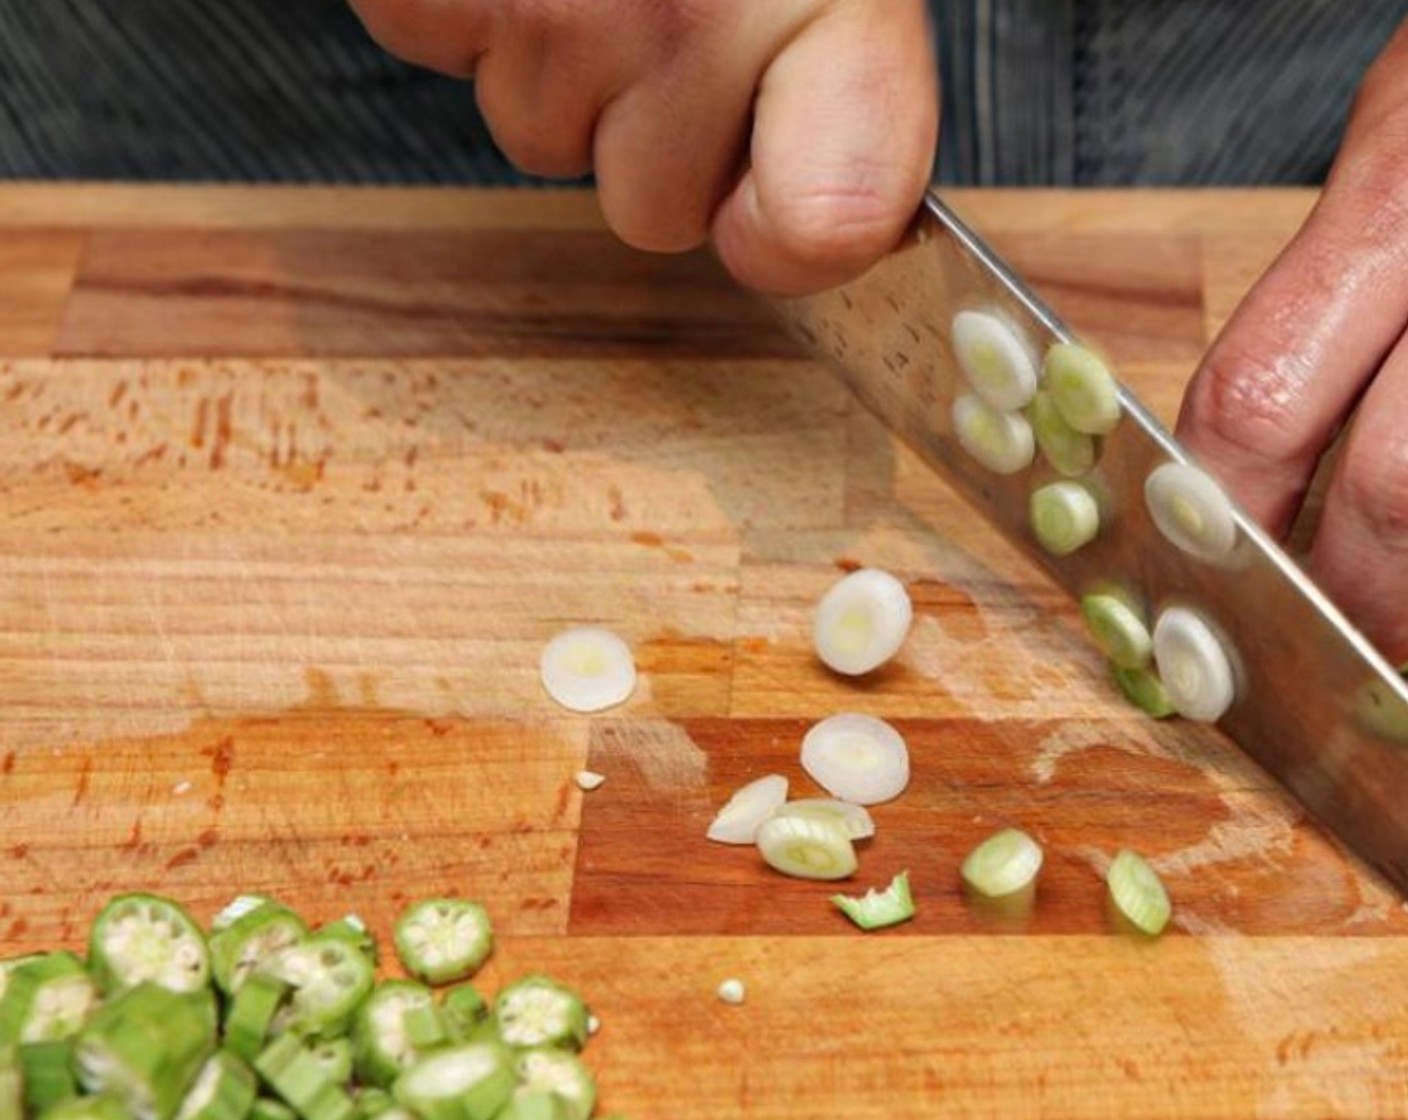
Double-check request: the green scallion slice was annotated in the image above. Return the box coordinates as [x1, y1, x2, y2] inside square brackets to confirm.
[1043, 342, 1121, 435]
[951, 309, 1038, 411]
[1029, 389, 1097, 477]
[1030, 481, 1100, 556]
[769, 798, 875, 841]
[1107, 849, 1172, 936]
[952, 393, 1036, 475]
[1110, 663, 1176, 719]
[493, 977, 589, 1053]
[393, 900, 493, 987]
[1080, 593, 1152, 669]
[755, 815, 857, 882]
[88, 894, 210, 996]
[961, 828, 1044, 899]
[831, 871, 917, 931]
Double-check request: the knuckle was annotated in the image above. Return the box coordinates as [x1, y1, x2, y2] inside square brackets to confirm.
[1186, 346, 1318, 468]
[765, 182, 908, 274]
[1337, 433, 1408, 543]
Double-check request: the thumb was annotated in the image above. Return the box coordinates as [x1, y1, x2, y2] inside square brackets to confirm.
[711, 0, 939, 296]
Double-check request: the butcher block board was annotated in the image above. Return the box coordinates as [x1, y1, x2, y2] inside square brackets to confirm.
[2, 184, 1407, 1117]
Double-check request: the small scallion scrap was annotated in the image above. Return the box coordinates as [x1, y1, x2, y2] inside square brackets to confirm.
[831, 871, 916, 931]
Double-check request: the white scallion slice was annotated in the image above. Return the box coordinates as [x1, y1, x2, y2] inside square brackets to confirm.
[831, 871, 916, 931]
[1043, 342, 1121, 435]
[1029, 390, 1097, 477]
[1107, 849, 1171, 936]
[952, 393, 1036, 475]
[706, 774, 789, 845]
[1145, 462, 1239, 563]
[961, 828, 1044, 899]
[716, 979, 746, 1005]
[800, 714, 910, 806]
[1110, 663, 1176, 719]
[755, 815, 857, 881]
[539, 627, 636, 713]
[951, 310, 1038, 411]
[1080, 594, 1152, 669]
[812, 568, 913, 676]
[770, 798, 876, 841]
[1029, 481, 1100, 556]
[574, 770, 606, 792]
[1152, 607, 1236, 722]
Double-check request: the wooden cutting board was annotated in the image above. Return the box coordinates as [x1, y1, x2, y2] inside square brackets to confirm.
[2, 184, 1407, 1117]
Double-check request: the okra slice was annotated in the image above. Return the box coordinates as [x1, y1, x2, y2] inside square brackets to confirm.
[0, 955, 43, 1001]
[314, 917, 378, 967]
[0, 952, 99, 1045]
[175, 1051, 257, 1120]
[20, 1040, 79, 1112]
[211, 896, 282, 934]
[249, 1099, 298, 1120]
[390, 1043, 516, 1120]
[0, 1046, 19, 1120]
[73, 983, 217, 1120]
[253, 1034, 355, 1120]
[493, 976, 589, 1052]
[403, 1004, 449, 1050]
[351, 981, 436, 1089]
[89, 894, 210, 995]
[514, 1049, 596, 1120]
[223, 975, 292, 1064]
[307, 1038, 354, 1086]
[393, 900, 493, 986]
[35, 1094, 128, 1120]
[440, 985, 489, 1040]
[258, 935, 374, 1040]
[352, 1088, 392, 1120]
[211, 902, 308, 996]
[494, 1092, 571, 1120]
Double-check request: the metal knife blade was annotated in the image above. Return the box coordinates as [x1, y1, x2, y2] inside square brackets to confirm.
[771, 190, 1408, 893]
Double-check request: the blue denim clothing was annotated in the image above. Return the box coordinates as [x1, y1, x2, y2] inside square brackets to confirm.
[1, 0, 1405, 185]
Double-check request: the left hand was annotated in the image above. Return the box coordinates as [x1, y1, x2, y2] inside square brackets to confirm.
[1176, 19, 1408, 661]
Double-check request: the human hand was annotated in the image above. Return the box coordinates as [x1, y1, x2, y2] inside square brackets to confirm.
[347, 0, 938, 296]
[1176, 21, 1408, 661]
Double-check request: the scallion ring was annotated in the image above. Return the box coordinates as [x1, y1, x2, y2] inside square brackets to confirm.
[1029, 481, 1100, 557]
[1144, 462, 1239, 563]
[951, 310, 1038, 411]
[1043, 342, 1121, 435]
[952, 394, 1036, 476]
[812, 568, 913, 676]
[705, 774, 788, 845]
[960, 828, 1044, 899]
[1152, 607, 1236, 722]
[1107, 849, 1172, 936]
[1080, 594, 1152, 669]
[799, 714, 910, 806]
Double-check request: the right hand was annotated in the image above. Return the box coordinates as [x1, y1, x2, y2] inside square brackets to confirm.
[348, 0, 940, 295]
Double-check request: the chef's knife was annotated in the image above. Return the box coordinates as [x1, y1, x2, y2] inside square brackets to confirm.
[771, 191, 1408, 893]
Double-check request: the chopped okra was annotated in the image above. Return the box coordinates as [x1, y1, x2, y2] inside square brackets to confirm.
[492, 977, 589, 1052]
[210, 900, 307, 996]
[88, 894, 210, 996]
[390, 1043, 516, 1120]
[393, 900, 493, 987]
[513, 1049, 596, 1120]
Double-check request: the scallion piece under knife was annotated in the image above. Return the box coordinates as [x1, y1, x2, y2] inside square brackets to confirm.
[1029, 389, 1097, 477]
[1081, 593, 1152, 669]
[1030, 481, 1100, 556]
[952, 393, 1036, 476]
[1043, 342, 1121, 435]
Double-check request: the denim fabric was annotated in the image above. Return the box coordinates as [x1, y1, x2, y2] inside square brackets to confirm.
[1, 0, 1406, 185]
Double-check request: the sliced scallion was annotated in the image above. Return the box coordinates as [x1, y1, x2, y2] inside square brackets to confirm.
[1080, 593, 1152, 669]
[1110, 663, 1176, 719]
[812, 568, 914, 676]
[1029, 481, 1100, 556]
[715, 979, 746, 1006]
[951, 310, 1038, 411]
[799, 713, 910, 806]
[1029, 390, 1097, 477]
[539, 628, 636, 714]
[1145, 462, 1239, 563]
[952, 393, 1036, 476]
[755, 815, 857, 882]
[961, 828, 1044, 899]
[1107, 849, 1172, 936]
[831, 871, 916, 931]
[705, 774, 788, 846]
[1152, 607, 1236, 722]
[573, 771, 606, 792]
[1043, 342, 1121, 435]
[769, 798, 875, 841]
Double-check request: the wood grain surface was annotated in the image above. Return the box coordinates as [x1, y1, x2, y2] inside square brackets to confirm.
[2, 183, 1403, 1117]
